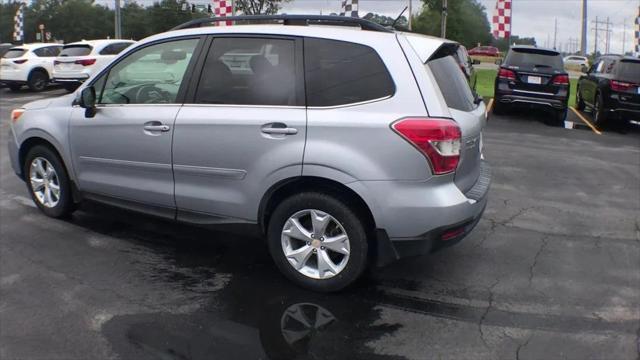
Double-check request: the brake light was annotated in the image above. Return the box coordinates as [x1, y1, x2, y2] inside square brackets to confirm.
[611, 80, 633, 92]
[552, 74, 569, 85]
[498, 68, 516, 81]
[11, 108, 25, 123]
[74, 59, 96, 66]
[13, 59, 27, 64]
[392, 118, 462, 175]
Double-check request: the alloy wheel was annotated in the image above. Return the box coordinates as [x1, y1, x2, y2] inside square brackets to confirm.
[281, 209, 350, 279]
[29, 157, 60, 208]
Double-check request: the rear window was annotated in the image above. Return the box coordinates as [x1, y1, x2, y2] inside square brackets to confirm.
[428, 55, 476, 112]
[617, 60, 640, 83]
[59, 45, 93, 57]
[304, 38, 395, 107]
[505, 48, 563, 69]
[3, 49, 26, 58]
[99, 42, 132, 55]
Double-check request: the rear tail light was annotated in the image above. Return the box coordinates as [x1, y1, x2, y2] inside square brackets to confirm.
[611, 80, 633, 92]
[11, 108, 25, 123]
[552, 74, 569, 85]
[74, 59, 96, 66]
[392, 118, 462, 175]
[498, 68, 516, 81]
[13, 59, 28, 64]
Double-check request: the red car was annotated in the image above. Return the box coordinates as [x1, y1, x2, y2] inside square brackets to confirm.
[468, 46, 500, 57]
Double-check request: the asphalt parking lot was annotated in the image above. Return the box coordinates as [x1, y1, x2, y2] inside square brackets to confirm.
[1, 87, 639, 360]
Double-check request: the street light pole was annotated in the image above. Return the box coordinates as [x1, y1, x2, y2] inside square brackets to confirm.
[441, 0, 447, 38]
[408, 0, 412, 31]
[114, 0, 122, 39]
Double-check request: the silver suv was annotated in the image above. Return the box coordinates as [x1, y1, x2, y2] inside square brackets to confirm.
[8, 16, 490, 292]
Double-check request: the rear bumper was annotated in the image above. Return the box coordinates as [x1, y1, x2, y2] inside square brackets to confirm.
[52, 73, 90, 83]
[497, 93, 567, 110]
[366, 161, 491, 266]
[606, 95, 640, 120]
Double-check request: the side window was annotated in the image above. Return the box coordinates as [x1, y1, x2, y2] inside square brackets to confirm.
[304, 38, 395, 107]
[428, 55, 476, 112]
[49, 46, 62, 56]
[100, 42, 132, 56]
[605, 60, 616, 74]
[594, 60, 605, 73]
[195, 37, 297, 106]
[97, 39, 199, 105]
[33, 47, 60, 57]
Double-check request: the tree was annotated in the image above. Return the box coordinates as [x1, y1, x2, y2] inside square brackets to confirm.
[412, 0, 491, 49]
[491, 35, 536, 52]
[362, 12, 408, 28]
[235, 0, 291, 15]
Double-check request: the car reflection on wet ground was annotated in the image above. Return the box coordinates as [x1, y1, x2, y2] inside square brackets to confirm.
[1, 88, 639, 359]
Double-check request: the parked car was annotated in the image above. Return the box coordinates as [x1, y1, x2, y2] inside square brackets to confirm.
[576, 55, 640, 126]
[0, 43, 13, 58]
[493, 45, 570, 124]
[7, 15, 490, 292]
[468, 46, 500, 57]
[563, 55, 589, 70]
[53, 39, 135, 92]
[452, 44, 475, 80]
[0, 43, 63, 91]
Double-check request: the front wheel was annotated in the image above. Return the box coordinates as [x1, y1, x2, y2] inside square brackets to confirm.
[23, 145, 75, 218]
[267, 192, 369, 292]
[27, 70, 48, 92]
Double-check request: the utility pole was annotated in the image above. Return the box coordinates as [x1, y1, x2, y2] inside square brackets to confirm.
[622, 19, 626, 54]
[580, 0, 587, 55]
[605, 16, 610, 54]
[232, 0, 236, 16]
[114, 0, 122, 39]
[553, 18, 558, 50]
[441, 0, 447, 38]
[408, 0, 412, 31]
[593, 16, 598, 55]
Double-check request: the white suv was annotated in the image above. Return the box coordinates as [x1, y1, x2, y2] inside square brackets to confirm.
[53, 39, 135, 91]
[0, 43, 63, 92]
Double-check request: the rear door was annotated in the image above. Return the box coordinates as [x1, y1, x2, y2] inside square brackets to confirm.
[427, 55, 485, 193]
[172, 35, 306, 222]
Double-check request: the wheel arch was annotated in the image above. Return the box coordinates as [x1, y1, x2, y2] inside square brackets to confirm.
[18, 137, 68, 180]
[29, 66, 50, 78]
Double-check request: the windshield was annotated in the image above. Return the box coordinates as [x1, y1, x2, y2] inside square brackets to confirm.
[3, 49, 26, 58]
[59, 45, 92, 57]
[505, 48, 563, 70]
[617, 60, 640, 83]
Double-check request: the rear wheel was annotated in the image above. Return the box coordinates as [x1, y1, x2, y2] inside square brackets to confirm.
[576, 87, 585, 111]
[63, 82, 80, 93]
[267, 192, 368, 292]
[492, 99, 506, 115]
[27, 70, 48, 92]
[23, 145, 75, 218]
[8, 83, 22, 92]
[593, 93, 607, 128]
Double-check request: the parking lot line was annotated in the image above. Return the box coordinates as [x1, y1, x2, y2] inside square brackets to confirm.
[569, 107, 602, 135]
[486, 98, 494, 118]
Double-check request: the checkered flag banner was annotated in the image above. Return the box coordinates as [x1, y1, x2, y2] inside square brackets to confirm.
[13, 2, 26, 43]
[492, 0, 512, 39]
[635, 6, 639, 53]
[212, 0, 233, 26]
[340, 0, 359, 18]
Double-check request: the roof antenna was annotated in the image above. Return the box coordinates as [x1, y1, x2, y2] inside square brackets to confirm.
[391, 6, 408, 30]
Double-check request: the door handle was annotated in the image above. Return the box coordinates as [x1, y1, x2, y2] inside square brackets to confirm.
[261, 127, 298, 135]
[144, 124, 170, 132]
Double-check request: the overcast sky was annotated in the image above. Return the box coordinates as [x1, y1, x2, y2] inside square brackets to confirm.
[91, 0, 638, 54]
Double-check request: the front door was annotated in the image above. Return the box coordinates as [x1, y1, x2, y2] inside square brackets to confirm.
[173, 36, 306, 222]
[70, 38, 201, 211]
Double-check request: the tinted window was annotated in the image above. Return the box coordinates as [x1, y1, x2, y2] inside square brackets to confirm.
[33, 46, 60, 57]
[98, 39, 198, 104]
[505, 48, 563, 69]
[100, 42, 132, 55]
[60, 45, 92, 57]
[195, 37, 297, 106]
[304, 38, 394, 107]
[428, 55, 476, 112]
[618, 60, 640, 83]
[3, 49, 25, 58]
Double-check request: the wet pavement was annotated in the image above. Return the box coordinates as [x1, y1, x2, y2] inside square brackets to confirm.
[1, 87, 639, 360]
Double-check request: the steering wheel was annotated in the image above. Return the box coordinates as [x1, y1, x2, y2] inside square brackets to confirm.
[134, 84, 170, 104]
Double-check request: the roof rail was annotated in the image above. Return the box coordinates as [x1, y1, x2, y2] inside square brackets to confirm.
[171, 15, 393, 33]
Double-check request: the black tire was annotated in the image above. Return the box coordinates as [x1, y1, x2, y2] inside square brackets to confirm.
[63, 83, 80, 93]
[8, 83, 22, 92]
[492, 99, 506, 115]
[23, 145, 75, 218]
[593, 93, 607, 128]
[27, 70, 48, 92]
[267, 192, 369, 292]
[576, 87, 585, 111]
[554, 108, 568, 126]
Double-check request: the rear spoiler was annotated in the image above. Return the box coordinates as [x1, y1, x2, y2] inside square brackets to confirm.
[427, 42, 460, 62]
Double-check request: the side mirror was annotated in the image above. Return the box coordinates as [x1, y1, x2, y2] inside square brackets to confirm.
[79, 86, 97, 118]
[472, 59, 481, 65]
[494, 59, 502, 65]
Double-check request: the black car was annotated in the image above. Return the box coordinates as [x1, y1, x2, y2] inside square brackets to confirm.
[576, 55, 640, 126]
[493, 46, 570, 123]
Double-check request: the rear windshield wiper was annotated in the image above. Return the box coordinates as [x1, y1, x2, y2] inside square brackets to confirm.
[532, 64, 552, 68]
